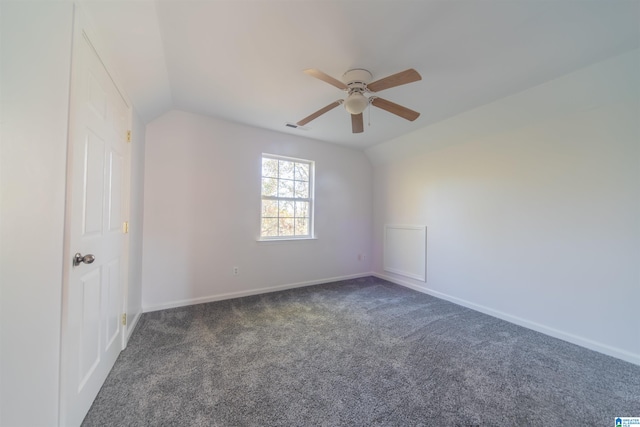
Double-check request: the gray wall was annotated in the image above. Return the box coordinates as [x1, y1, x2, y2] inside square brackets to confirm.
[141, 110, 373, 311]
[127, 109, 146, 334]
[367, 50, 640, 364]
[0, 2, 74, 425]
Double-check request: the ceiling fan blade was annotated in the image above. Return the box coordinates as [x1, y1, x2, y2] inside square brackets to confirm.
[304, 69, 348, 90]
[367, 68, 421, 93]
[371, 97, 420, 121]
[297, 101, 342, 126]
[351, 113, 364, 133]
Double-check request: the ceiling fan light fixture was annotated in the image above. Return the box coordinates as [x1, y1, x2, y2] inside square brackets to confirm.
[344, 92, 368, 115]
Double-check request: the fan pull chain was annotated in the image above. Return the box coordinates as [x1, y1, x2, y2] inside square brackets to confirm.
[368, 101, 371, 127]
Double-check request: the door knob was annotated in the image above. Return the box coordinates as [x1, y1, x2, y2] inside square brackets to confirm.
[73, 253, 95, 266]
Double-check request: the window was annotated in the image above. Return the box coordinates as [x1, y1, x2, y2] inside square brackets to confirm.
[260, 154, 314, 239]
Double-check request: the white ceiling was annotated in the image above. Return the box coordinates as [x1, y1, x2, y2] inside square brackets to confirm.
[83, 0, 639, 149]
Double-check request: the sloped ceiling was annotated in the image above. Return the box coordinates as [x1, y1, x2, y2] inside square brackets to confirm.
[82, 0, 639, 149]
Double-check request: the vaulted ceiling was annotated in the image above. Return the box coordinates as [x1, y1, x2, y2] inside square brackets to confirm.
[83, 0, 639, 149]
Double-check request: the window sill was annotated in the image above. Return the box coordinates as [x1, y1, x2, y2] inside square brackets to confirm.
[256, 236, 318, 244]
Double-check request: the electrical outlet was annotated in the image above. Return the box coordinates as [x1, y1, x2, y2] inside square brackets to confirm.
[233, 266, 239, 276]
[358, 254, 363, 261]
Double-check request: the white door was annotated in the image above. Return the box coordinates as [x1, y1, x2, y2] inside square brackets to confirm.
[60, 26, 131, 427]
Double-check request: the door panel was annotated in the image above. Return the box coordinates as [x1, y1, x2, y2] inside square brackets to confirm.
[105, 258, 121, 349]
[83, 132, 105, 236]
[79, 268, 101, 389]
[108, 150, 123, 232]
[87, 71, 107, 119]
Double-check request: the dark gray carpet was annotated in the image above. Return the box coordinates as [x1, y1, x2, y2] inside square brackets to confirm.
[82, 276, 640, 426]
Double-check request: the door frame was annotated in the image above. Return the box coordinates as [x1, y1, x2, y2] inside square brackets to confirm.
[59, 4, 132, 425]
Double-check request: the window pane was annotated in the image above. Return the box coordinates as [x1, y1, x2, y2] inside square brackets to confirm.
[295, 218, 308, 236]
[294, 181, 308, 198]
[279, 160, 294, 179]
[295, 201, 308, 218]
[295, 163, 309, 182]
[261, 218, 278, 237]
[262, 200, 278, 217]
[278, 179, 294, 198]
[262, 158, 278, 178]
[279, 218, 294, 236]
[261, 178, 277, 196]
[279, 200, 294, 218]
[261, 155, 313, 239]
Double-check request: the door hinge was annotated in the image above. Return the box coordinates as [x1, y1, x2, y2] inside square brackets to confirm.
[123, 221, 129, 234]
[121, 313, 127, 326]
[126, 130, 131, 143]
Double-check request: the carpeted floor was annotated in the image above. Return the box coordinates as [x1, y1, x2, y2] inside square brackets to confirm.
[82, 276, 640, 426]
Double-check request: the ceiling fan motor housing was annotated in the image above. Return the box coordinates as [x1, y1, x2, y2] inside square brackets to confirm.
[342, 69, 373, 89]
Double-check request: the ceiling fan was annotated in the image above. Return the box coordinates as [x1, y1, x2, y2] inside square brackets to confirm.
[297, 68, 422, 134]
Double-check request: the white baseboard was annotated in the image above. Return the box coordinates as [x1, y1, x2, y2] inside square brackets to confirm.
[373, 272, 640, 366]
[142, 272, 372, 313]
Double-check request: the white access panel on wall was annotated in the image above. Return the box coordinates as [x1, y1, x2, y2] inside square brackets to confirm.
[384, 225, 427, 281]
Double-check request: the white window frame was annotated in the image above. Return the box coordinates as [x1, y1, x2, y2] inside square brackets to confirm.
[259, 153, 315, 241]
